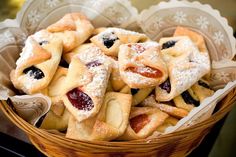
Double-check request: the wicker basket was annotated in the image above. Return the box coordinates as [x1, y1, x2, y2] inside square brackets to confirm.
[1, 88, 235, 157]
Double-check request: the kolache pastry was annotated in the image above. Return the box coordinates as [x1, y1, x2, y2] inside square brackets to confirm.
[155, 35, 211, 102]
[66, 92, 132, 141]
[47, 13, 94, 53]
[118, 42, 168, 89]
[90, 27, 149, 57]
[9, 12, 216, 142]
[117, 107, 168, 140]
[10, 30, 63, 94]
[62, 45, 112, 122]
[141, 95, 189, 119]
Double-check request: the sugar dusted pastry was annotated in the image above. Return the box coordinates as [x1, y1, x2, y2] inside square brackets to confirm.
[109, 59, 126, 91]
[10, 30, 63, 94]
[63, 43, 93, 64]
[47, 67, 68, 116]
[62, 45, 111, 122]
[66, 92, 132, 141]
[47, 13, 94, 53]
[155, 36, 210, 101]
[142, 95, 188, 119]
[118, 107, 168, 140]
[90, 27, 149, 56]
[131, 87, 154, 106]
[118, 42, 168, 89]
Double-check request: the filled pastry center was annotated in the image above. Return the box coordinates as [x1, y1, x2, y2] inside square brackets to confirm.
[23, 66, 45, 80]
[66, 88, 94, 111]
[38, 40, 49, 46]
[127, 66, 163, 78]
[181, 91, 200, 107]
[102, 32, 119, 48]
[159, 78, 171, 93]
[128, 44, 146, 53]
[131, 88, 139, 95]
[162, 40, 177, 49]
[85, 60, 102, 68]
[130, 114, 150, 133]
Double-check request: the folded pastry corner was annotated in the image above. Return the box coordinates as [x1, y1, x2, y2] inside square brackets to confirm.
[47, 12, 94, 53]
[119, 42, 168, 89]
[62, 45, 112, 122]
[10, 30, 63, 94]
[66, 92, 132, 141]
[90, 27, 149, 57]
[156, 36, 210, 101]
[142, 95, 188, 119]
[117, 107, 168, 140]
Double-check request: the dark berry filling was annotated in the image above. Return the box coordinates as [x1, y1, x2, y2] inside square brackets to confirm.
[23, 66, 45, 80]
[86, 60, 102, 68]
[159, 78, 171, 93]
[127, 66, 163, 78]
[198, 80, 210, 89]
[131, 88, 139, 95]
[66, 88, 94, 111]
[162, 40, 177, 49]
[102, 32, 119, 48]
[130, 114, 150, 133]
[181, 91, 200, 107]
[38, 40, 49, 46]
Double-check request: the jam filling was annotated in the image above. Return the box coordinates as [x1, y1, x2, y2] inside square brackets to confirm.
[181, 91, 200, 107]
[131, 88, 139, 95]
[128, 44, 146, 53]
[159, 78, 171, 93]
[23, 66, 45, 80]
[130, 114, 150, 133]
[198, 80, 210, 89]
[86, 60, 102, 68]
[38, 40, 49, 46]
[162, 40, 177, 49]
[66, 88, 94, 111]
[103, 32, 119, 48]
[127, 66, 163, 78]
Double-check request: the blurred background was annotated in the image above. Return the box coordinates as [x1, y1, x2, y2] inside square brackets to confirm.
[0, 0, 235, 157]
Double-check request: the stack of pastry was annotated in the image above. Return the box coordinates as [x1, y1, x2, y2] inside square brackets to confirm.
[10, 13, 214, 141]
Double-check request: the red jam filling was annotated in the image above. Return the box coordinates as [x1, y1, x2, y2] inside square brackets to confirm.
[127, 66, 163, 78]
[130, 114, 150, 133]
[66, 88, 94, 111]
[128, 44, 146, 53]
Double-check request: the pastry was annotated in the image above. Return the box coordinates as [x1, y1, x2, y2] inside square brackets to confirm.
[155, 36, 211, 101]
[191, 79, 214, 102]
[63, 43, 93, 64]
[118, 107, 168, 140]
[40, 109, 70, 131]
[173, 79, 214, 111]
[10, 30, 63, 94]
[109, 59, 126, 91]
[156, 116, 179, 133]
[47, 13, 94, 53]
[62, 45, 111, 122]
[47, 67, 68, 116]
[118, 42, 168, 89]
[90, 27, 149, 56]
[174, 26, 207, 52]
[66, 92, 132, 141]
[141, 95, 188, 119]
[131, 87, 154, 106]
